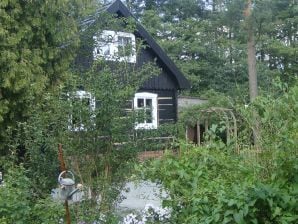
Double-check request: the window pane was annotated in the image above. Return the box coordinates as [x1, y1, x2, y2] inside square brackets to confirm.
[94, 32, 115, 58]
[137, 98, 144, 107]
[146, 99, 152, 107]
[118, 36, 132, 57]
[107, 35, 113, 43]
[71, 100, 81, 127]
[102, 45, 111, 56]
[71, 97, 91, 129]
[146, 109, 152, 123]
[118, 36, 132, 46]
[72, 109, 81, 127]
[82, 98, 90, 107]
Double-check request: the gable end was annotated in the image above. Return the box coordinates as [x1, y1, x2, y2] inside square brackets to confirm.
[106, 0, 190, 90]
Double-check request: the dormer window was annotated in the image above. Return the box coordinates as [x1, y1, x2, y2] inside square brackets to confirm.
[93, 30, 136, 63]
[68, 90, 96, 131]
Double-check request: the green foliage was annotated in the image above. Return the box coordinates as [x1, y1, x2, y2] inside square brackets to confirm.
[22, 92, 69, 195]
[144, 145, 298, 223]
[0, 166, 32, 223]
[0, 166, 64, 224]
[1, 5, 165, 221]
[211, 149, 298, 224]
[62, 57, 160, 215]
[237, 82, 298, 150]
[143, 83, 298, 223]
[0, 0, 83, 152]
[179, 90, 233, 126]
[1, 0, 297, 222]
[1, 61, 157, 222]
[133, 123, 180, 151]
[144, 146, 254, 223]
[135, 0, 297, 98]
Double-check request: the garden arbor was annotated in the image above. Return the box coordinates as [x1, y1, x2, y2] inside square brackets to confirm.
[186, 107, 238, 151]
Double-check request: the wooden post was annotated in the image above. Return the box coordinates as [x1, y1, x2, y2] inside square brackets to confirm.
[58, 143, 71, 224]
[58, 143, 66, 172]
[185, 125, 188, 142]
[205, 115, 209, 142]
[197, 121, 201, 145]
[225, 116, 230, 145]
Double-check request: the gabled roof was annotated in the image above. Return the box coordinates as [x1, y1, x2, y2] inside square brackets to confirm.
[81, 0, 190, 90]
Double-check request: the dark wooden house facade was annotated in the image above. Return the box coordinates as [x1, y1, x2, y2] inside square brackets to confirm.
[76, 0, 190, 130]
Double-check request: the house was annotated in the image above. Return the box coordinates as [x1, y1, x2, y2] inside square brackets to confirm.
[73, 0, 190, 131]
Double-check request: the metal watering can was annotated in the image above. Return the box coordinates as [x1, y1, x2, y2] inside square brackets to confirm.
[58, 170, 80, 201]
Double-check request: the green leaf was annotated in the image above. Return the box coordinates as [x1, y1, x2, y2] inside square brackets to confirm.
[233, 211, 244, 224]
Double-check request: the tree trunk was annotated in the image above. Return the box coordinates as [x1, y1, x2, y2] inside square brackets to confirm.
[245, 0, 260, 148]
[247, 27, 258, 100]
[245, 0, 258, 101]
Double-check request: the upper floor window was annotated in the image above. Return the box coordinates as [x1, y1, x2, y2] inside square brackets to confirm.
[134, 92, 158, 129]
[68, 90, 96, 131]
[93, 30, 136, 63]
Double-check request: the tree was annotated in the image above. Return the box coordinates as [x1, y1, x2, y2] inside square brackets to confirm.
[137, 0, 250, 97]
[244, 0, 259, 147]
[137, 0, 296, 100]
[0, 0, 87, 151]
[254, 0, 297, 86]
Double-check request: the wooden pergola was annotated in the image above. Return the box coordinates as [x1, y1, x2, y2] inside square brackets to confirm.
[186, 107, 238, 151]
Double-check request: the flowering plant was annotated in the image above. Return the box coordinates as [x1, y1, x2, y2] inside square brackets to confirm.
[122, 204, 171, 224]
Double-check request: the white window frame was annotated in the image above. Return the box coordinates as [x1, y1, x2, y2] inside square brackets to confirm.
[68, 90, 96, 131]
[134, 92, 158, 129]
[93, 30, 136, 63]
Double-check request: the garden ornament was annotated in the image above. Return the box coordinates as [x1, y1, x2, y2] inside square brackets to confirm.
[58, 170, 81, 200]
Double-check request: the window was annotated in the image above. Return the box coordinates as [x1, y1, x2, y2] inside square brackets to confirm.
[68, 90, 96, 131]
[118, 36, 133, 57]
[93, 30, 136, 63]
[134, 92, 158, 129]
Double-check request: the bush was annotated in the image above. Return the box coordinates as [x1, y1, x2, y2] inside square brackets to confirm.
[144, 145, 298, 223]
[237, 83, 298, 150]
[0, 166, 64, 224]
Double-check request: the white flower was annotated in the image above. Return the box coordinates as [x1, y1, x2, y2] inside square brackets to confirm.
[121, 204, 171, 224]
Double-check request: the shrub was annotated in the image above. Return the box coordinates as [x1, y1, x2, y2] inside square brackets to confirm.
[144, 145, 298, 223]
[0, 166, 64, 224]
